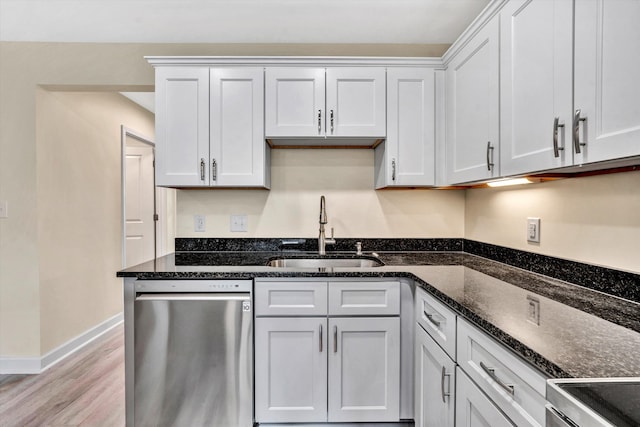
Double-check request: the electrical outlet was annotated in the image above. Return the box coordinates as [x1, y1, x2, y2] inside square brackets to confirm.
[526, 295, 540, 326]
[527, 217, 540, 243]
[230, 215, 248, 232]
[194, 215, 206, 232]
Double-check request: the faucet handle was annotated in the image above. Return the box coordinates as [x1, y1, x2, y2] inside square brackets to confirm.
[330, 227, 334, 239]
[356, 242, 362, 255]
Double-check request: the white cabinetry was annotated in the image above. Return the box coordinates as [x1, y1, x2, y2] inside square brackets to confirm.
[457, 318, 547, 427]
[155, 67, 210, 187]
[155, 67, 269, 188]
[254, 279, 400, 424]
[574, 0, 640, 164]
[456, 367, 514, 427]
[415, 323, 455, 427]
[499, 0, 574, 176]
[254, 317, 327, 423]
[414, 288, 456, 427]
[375, 68, 437, 188]
[445, 17, 500, 184]
[265, 67, 386, 140]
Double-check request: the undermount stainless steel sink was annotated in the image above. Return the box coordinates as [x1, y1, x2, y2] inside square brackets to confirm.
[267, 257, 384, 268]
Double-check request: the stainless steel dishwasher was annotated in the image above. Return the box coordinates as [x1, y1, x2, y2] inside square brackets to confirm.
[132, 280, 253, 427]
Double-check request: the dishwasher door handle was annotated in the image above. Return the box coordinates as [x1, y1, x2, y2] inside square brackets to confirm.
[135, 293, 250, 301]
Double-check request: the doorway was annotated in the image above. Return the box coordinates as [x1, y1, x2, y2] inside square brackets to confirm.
[121, 126, 159, 268]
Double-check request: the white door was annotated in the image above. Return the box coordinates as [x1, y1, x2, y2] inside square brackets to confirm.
[155, 67, 209, 187]
[500, 0, 574, 175]
[456, 368, 513, 427]
[210, 67, 267, 187]
[415, 325, 455, 427]
[264, 67, 325, 137]
[124, 144, 155, 268]
[385, 67, 436, 186]
[446, 17, 500, 184]
[574, 0, 640, 164]
[254, 317, 327, 423]
[326, 67, 386, 137]
[328, 317, 400, 422]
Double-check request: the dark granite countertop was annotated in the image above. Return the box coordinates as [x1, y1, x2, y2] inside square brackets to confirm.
[118, 251, 640, 380]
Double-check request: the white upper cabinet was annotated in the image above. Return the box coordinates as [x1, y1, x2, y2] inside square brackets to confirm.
[155, 67, 210, 187]
[574, 0, 640, 164]
[210, 68, 268, 187]
[375, 68, 437, 188]
[264, 68, 325, 138]
[155, 66, 269, 188]
[500, 0, 574, 176]
[325, 68, 386, 137]
[445, 16, 500, 184]
[265, 67, 386, 140]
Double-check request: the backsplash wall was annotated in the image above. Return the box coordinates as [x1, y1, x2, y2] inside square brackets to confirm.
[177, 149, 466, 239]
[465, 170, 640, 274]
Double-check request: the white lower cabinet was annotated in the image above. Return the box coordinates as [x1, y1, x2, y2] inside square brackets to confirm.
[254, 317, 327, 423]
[415, 323, 455, 427]
[456, 367, 514, 427]
[328, 317, 400, 422]
[254, 279, 401, 424]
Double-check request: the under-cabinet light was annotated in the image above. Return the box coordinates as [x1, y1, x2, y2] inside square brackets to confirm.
[486, 177, 537, 187]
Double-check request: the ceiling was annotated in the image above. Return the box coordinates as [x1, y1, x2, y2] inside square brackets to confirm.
[0, 0, 490, 45]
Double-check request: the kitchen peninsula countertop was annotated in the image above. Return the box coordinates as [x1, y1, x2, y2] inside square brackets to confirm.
[118, 251, 640, 380]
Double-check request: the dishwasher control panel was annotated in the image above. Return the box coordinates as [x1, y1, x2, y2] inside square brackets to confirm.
[135, 279, 252, 293]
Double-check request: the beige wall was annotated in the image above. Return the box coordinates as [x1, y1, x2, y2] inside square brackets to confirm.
[465, 171, 640, 274]
[177, 150, 466, 238]
[0, 41, 446, 358]
[36, 90, 155, 353]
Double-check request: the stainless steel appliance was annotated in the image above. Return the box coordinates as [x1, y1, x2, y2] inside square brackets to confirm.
[132, 280, 253, 427]
[546, 378, 640, 427]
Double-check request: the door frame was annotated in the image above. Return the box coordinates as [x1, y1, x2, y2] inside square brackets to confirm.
[121, 125, 159, 268]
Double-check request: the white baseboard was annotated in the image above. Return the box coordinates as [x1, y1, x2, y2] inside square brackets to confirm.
[0, 312, 123, 375]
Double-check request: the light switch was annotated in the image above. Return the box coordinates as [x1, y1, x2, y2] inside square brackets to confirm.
[194, 215, 206, 232]
[0, 200, 7, 218]
[527, 217, 540, 243]
[230, 215, 248, 232]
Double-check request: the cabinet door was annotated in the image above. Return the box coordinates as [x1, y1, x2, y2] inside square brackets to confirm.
[574, 0, 640, 164]
[381, 68, 436, 187]
[456, 367, 514, 427]
[445, 17, 500, 184]
[255, 317, 327, 423]
[210, 68, 267, 187]
[415, 325, 455, 427]
[500, 0, 574, 175]
[328, 317, 400, 422]
[326, 67, 386, 137]
[265, 67, 325, 137]
[155, 67, 209, 187]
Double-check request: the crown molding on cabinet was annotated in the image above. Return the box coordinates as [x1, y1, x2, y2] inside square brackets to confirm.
[441, 0, 507, 66]
[145, 56, 444, 68]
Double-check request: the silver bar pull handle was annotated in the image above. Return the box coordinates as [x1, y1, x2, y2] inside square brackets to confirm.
[200, 158, 205, 181]
[553, 117, 565, 158]
[480, 361, 515, 396]
[441, 366, 451, 403]
[424, 311, 441, 328]
[330, 109, 334, 134]
[318, 110, 322, 134]
[333, 325, 338, 353]
[486, 142, 494, 171]
[391, 158, 396, 181]
[319, 324, 323, 352]
[573, 109, 587, 154]
[212, 159, 217, 181]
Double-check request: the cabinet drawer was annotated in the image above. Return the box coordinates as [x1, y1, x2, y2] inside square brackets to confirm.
[415, 287, 457, 360]
[457, 318, 547, 427]
[328, 281, 400, 316]
[456, 367, 513, 427]
[255, 281, 327, 316]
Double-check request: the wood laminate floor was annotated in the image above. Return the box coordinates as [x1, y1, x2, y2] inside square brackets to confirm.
[0, 325, 125, 427]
